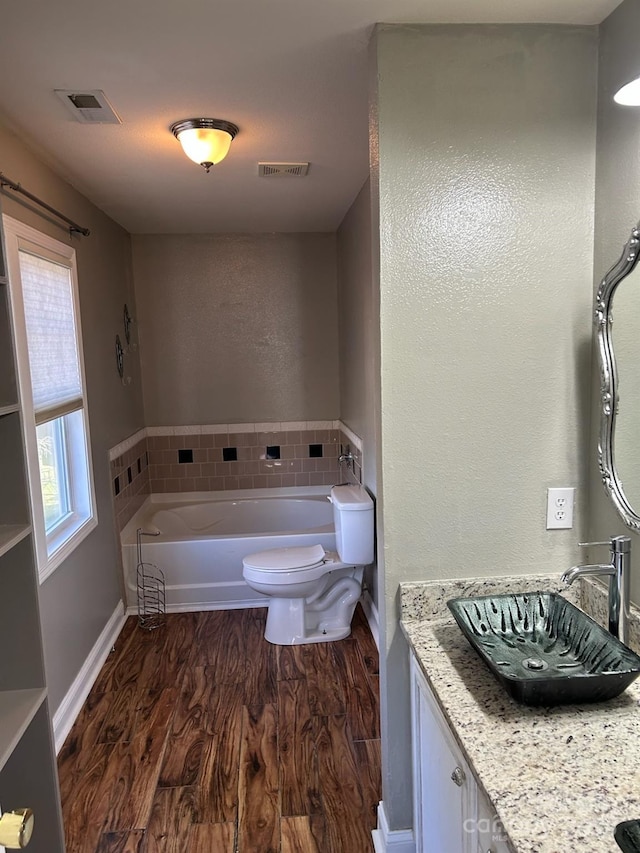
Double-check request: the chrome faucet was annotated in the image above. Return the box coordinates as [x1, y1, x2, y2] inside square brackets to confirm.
[561, 535, 631, 644]
[338, 449, 354, 466]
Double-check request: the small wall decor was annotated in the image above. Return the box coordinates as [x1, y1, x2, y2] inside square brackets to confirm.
[115, 334, 124, 379]
[123, 303, 133, 345]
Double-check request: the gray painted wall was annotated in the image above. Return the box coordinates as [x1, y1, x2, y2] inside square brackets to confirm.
[589, 0, 640, 604]
[336, 179, 379, 606]
[372, 24, 598, 830]
[0, 121, 143, 711]
[131, 233, 339, 426]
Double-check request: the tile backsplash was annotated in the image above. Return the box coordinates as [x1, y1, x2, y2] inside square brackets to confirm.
[147, 427, 339, 493]
[111, 436, 150, 529]
[109, 421, 364, 528]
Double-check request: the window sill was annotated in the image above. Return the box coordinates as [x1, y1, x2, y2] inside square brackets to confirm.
[39, 514, 98, 584]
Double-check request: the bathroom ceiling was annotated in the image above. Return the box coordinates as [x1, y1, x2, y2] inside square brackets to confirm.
[0, 0, 622, 234]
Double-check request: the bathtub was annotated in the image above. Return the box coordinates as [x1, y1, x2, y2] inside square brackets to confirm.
[120, 486, 336, 611]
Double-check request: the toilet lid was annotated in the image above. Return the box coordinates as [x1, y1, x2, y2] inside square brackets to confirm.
[243, 543, 326, 571]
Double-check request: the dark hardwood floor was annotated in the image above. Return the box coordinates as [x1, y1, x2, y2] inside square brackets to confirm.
[58, 604, 381, 852]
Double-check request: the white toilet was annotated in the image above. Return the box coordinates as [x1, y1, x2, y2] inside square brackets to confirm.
[242, 484, 374, 645]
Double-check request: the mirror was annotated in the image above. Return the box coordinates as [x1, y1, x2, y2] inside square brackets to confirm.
[596, 221, 640, 530]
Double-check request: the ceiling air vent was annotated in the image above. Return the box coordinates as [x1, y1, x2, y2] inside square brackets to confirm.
[54, 89, 122, 124]
[258, 162, 310, 177]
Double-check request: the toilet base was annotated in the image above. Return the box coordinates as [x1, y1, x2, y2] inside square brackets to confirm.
[264, 605, 353, 645]
[263, 566, 363, 645]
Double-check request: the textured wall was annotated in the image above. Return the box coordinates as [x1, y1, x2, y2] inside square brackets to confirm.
[373, 24, 597, 831]
[0, 121, 143, 712]
[337, 180, 377, 487]
[589, 0, 640, 603]
[131, 233, 339, 426]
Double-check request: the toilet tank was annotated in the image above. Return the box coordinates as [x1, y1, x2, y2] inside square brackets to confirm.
[330, 484, 374, 565]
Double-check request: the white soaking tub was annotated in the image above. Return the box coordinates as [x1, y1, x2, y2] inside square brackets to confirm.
[120, 486, 336, 611]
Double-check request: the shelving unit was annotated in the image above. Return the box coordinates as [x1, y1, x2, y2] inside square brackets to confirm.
[0, 284, 18, 413]
[0, 202, 65, 849]
[0, 525, 30, 560]
[0, 690, 47, 773]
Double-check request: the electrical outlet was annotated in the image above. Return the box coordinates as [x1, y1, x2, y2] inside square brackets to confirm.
[546, 488, 575, 529]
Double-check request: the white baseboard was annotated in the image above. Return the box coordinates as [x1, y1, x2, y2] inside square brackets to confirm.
[372, 801, 415, 853]
[53, 601, 127, 754]
[361, 588, 380, 650]
[125, 598, 268, 617]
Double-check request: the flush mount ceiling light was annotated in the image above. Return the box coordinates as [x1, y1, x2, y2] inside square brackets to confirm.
[170, 118, 239, 173]
[614, 77, 640, 106]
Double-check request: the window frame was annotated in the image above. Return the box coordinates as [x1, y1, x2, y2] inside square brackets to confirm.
[3, 215, 97, 582]
[37, 415, 72, 531]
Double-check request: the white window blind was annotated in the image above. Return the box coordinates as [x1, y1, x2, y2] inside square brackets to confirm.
[18, 250, 83, 423]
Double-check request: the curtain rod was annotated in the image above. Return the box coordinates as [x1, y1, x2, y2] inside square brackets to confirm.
[0, 172, 90, 237]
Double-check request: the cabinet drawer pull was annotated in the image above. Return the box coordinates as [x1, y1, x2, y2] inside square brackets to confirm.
[450, 766, 465, 786]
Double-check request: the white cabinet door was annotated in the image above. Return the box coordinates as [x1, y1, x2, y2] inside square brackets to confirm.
[411, 657, 476, 853]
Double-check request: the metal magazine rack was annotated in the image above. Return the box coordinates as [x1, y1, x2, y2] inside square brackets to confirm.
[136, 528, 166, 630]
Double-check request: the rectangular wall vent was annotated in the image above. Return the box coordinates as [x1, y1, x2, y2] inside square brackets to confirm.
[258, 162, 310, 177]
[54, 89, 122, 124]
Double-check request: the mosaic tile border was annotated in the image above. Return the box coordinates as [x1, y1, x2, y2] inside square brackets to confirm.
[110, 421, 364, 528]
[109, 420, 362, 461]
[147, 427, 339, 494]
[111, 437, 150, 529]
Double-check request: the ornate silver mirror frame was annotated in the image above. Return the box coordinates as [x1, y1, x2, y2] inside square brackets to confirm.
[596, 222, 640, 531]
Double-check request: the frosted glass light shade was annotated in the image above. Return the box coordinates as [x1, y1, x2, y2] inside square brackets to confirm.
[171, 119, 239, 171]
[177, 127, 232, 165]
[614, 77, 640, 106]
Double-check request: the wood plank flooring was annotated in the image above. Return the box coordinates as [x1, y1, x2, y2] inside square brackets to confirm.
[58, 605, 381, 852]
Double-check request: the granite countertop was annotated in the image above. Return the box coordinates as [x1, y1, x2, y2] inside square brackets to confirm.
[400, 574, 640, 853]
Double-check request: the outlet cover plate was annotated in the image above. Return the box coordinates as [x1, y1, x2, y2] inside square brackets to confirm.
[546, 487, 575, 529]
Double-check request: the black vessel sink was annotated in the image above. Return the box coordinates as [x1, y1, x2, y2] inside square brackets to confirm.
[447, 592, 640, 706]
[615, 820, 640, 852]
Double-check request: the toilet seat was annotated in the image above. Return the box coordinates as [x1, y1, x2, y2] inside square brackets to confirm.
[242, 544, 341, 586]
[243, 543, 327, 571]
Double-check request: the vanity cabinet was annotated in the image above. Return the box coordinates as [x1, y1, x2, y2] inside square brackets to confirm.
[0, 201, 65, 851]
[411, 654, 510, 853]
